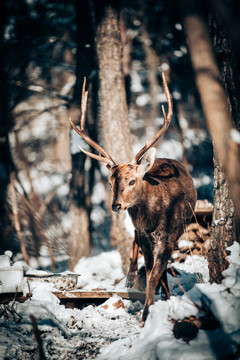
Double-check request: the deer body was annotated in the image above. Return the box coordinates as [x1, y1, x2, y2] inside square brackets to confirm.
[109, 154, 197, 320]
[70, 74, 197, 322]
[128, 159, 196, 233]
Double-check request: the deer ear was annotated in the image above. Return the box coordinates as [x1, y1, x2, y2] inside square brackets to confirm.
[138, 148, 156, 175]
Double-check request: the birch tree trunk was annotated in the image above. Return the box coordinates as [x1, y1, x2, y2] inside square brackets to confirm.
[96, 4, 133, 274]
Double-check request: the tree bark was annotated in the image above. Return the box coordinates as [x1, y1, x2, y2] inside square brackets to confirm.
[68, 0, 96, 269]
[96, 4, 133, 274]
[69, 153, 90, 271]
[209, 2, 240, 130]
[209, 152, 233, 282]
[182, 2, 240, 230]
[0, 0, 13, 253]
[208, 6, 239, 281]
[181, 0, 240, 282]
[10, 172, 29, 264]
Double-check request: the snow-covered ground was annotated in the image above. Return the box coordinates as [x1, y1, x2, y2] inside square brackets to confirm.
[0, 242, 240, 359]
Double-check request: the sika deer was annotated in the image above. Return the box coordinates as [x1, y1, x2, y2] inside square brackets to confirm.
[70, 74, 197, 321]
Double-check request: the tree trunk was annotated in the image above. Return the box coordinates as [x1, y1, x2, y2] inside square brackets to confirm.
[68, 0, 97, 269]
[0, 1, 13, 253]
[96, 4, 133, 274]
[181, 0, 240, 282]
[69, 153, 90, 271]
[182, 0, 240, 228]
[209, 152, 233, 282]
[208, 6, 239, 282]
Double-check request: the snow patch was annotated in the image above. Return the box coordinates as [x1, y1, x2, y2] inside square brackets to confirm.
[74, 251, 124, 290]
[178, 239, 194, 248]
[1, 243, 240, 359]
[230, 128, 240, 144]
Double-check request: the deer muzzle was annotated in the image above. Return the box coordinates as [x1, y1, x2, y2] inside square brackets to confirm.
[112, 203, 122, 213]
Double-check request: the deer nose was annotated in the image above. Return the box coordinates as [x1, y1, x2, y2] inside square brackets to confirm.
[112, 203, 122, 212]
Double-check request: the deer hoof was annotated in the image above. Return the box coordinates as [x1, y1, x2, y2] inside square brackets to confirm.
[125, 271, 137, 288]
[125, 279, 135, 288]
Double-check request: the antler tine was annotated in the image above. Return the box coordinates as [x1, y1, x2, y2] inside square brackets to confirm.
[80, 77, 88, 130]
[69, 78, 116, 168]
[133, 72, 173, 164]
[79, 146, 115, 165]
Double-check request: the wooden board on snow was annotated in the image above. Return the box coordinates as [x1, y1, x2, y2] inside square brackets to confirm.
[0, 292, 31, 304]
[194, 200, 213, 217]
[53, 290, 145, 303]
[0, 290, 145, 308]
[194, 207, 213, 217]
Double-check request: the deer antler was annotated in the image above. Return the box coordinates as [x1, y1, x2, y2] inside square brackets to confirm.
[133, 73, 173, 164]
[69, 78, 116, 168]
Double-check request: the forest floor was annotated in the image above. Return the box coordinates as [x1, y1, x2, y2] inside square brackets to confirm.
[0, 239, 240, 360]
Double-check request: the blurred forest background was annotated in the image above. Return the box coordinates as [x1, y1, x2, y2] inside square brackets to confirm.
[0, 0, 239, 278]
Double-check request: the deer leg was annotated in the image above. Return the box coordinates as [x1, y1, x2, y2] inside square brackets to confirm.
[156, 268, 170, 299]
[160, 268, 170, 299]
[142, 245, 172, 322]
[125, 233, 140, 288]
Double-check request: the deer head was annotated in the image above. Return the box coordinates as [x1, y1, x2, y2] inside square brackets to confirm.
[69, 74, 173, 213]
[109, 148, 156, 213]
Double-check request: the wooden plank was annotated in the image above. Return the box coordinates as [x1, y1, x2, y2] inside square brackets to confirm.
[52, 290, 145, 302]
[0, 290, 145, 306]
[0, 292, 31, 304]
[194, 208, 213, 217]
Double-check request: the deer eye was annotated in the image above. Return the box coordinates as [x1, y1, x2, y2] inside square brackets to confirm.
[129, 179, 135, 186]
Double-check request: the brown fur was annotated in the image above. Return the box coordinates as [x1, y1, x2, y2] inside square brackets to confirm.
[109, 157, 197, 321]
